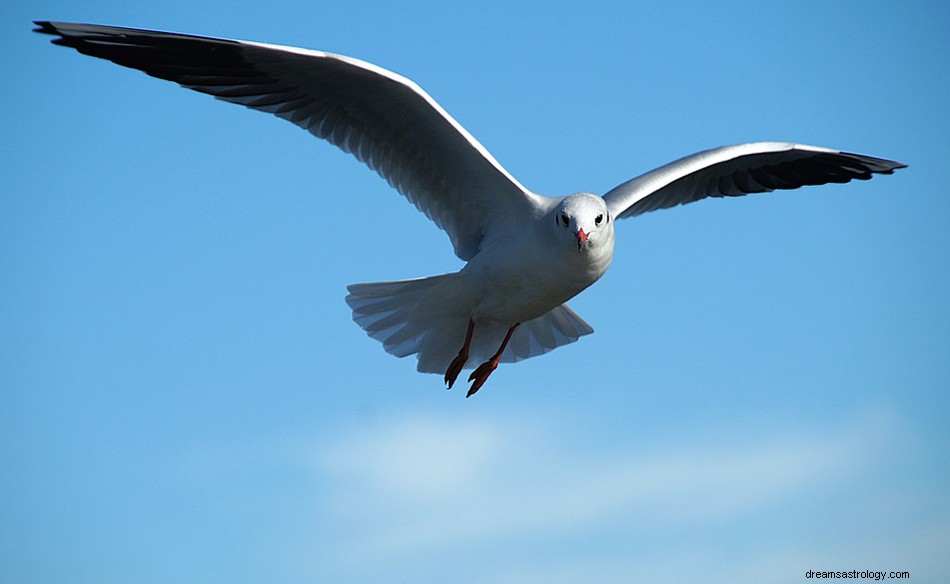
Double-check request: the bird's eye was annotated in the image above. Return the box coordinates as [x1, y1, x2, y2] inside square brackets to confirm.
[559, 212, 569, 227]
[595, 213, 604, 226]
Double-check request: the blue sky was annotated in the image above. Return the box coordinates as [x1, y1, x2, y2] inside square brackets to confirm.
[3, 1, 948, 582]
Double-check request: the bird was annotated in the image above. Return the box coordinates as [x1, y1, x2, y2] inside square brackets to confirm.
[34, 21, 906, 397]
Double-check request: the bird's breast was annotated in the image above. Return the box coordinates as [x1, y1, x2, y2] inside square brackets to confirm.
[463, 229, 612, 324]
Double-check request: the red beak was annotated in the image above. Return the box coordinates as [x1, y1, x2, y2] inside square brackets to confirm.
[576, 228, 588, 249]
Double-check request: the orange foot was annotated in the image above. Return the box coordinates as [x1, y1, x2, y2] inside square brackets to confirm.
[444, 319, 474, 389]
[464, 322, 520, 398]
[466, 357, 499, 397]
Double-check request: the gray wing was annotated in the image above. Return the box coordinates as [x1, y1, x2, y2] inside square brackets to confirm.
[35, 21, 543, 261]
[602, 142, 905, 219]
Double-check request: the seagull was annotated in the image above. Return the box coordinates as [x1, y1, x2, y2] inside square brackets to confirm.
[35, 21, 906, 397]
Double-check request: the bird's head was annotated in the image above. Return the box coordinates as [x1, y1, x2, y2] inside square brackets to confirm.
[553, 193, 615, 256]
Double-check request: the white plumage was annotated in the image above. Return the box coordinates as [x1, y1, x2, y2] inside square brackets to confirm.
[35, 21, 906, 396]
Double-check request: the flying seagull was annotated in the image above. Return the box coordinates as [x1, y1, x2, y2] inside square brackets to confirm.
[35, 21, 906, 397]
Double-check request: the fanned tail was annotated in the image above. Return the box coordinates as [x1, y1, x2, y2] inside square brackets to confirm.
[346, 274, 594, 374]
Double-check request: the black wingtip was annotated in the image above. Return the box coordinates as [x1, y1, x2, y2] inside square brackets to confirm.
[33, 20, 55, 35]
[840, 151, 908, 175]
[33, 21, 69, 45]
[876, 159, 908, 173]
[33, 21, 79, 49]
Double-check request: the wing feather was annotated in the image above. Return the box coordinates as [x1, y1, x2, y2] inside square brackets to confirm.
[35, 21, 542, 260]
[603, 142, 905, 219]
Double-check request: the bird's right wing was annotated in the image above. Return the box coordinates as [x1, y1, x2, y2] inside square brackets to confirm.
[35, 21, 543, 261]
[602, 142, 905, 219]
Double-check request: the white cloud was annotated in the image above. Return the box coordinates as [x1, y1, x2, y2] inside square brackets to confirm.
[315, 405, 900, 567]
[321, 416, 503, 501]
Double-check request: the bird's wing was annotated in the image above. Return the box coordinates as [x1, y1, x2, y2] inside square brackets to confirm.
[35, 21, 543, 261]
[602, 142, 905, 219]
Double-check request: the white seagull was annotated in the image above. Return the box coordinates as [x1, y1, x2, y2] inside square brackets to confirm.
[35, 22, 906, 396]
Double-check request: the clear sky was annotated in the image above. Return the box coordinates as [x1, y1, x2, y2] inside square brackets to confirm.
[3, 1, 948, 582]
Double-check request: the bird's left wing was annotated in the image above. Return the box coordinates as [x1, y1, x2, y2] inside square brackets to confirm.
[35, 21, 542, 261]
[602, 142, 905, 219]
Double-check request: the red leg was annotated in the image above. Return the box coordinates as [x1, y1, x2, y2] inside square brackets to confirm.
[444, 319, 475, 389]
[466, 322, 520, 397]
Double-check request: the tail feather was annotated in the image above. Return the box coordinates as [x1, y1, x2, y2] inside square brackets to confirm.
[346, 274, 594, 374]
[504, 304, 593, 363]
